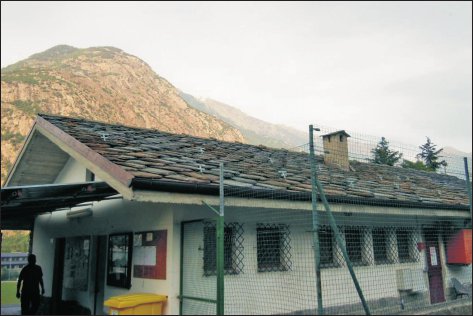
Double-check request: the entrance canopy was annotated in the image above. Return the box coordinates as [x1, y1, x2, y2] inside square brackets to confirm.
[1, 181, 119, 230]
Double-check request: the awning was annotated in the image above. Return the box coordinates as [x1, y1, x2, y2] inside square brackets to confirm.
[1, 181, 119, 230]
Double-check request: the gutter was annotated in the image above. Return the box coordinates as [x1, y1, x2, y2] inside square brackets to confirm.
[131, 178, 470, 211]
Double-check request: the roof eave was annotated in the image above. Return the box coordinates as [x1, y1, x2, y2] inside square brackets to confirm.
[131, 177, 470, 211]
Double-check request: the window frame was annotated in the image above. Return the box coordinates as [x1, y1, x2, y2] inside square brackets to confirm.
[256, 223, 292, 273]
[396, 228, 418, 263]
[107, 232, 133, 289]
[203, 222, 244, 276]
[344, 226, 367, 266]
[372, 227, 389, 264]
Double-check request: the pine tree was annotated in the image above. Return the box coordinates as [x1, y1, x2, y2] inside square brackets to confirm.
[370, 137, 403, 166]
[416, 137, 447, 172]
[401, 159, 430, 171]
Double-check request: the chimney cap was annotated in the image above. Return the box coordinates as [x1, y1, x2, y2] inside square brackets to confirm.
[321, 130, 351, 138]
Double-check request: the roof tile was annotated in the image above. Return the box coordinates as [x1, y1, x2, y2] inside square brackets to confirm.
[39, 114, 470, 208]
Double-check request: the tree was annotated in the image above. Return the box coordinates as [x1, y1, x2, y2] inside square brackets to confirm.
[370, 137, 403, 166]
[401, 159, 431, 171]
[417, 137, 447, 172]
[0, 230, 30, 253]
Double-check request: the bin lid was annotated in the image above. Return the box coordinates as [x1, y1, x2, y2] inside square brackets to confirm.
[104, 293, 168, 308]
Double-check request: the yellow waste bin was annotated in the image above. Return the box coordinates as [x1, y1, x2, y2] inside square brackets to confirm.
[104, 293, 167, 315]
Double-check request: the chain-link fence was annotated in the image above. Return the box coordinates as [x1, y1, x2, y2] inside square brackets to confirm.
[179, 124, 472, 315]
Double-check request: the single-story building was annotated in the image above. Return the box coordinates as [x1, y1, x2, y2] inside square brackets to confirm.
[1, 114, 471, 315]
[1, 252, 28, 270]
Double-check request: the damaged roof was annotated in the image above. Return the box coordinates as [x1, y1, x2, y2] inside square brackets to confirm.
[33, 114, 469, 208]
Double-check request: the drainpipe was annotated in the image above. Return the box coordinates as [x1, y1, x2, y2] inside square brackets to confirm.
[464, 157, 472, 223]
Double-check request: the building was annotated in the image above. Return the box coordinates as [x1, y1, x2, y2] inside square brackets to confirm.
[1, 114, 471, 315]
[1, 252, 28, 270]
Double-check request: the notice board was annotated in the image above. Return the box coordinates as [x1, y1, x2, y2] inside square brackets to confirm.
[63, 236, 90, 291]
[133, 230, 167, 279]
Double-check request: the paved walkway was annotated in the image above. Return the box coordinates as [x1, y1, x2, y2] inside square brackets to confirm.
[1, 304, 21, 315]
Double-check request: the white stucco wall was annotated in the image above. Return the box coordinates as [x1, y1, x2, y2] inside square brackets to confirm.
[178, 207, 436, 315]
[54, 157, 102, 183]
[31, 199, 472, 315]
[33, 199, 175, 314]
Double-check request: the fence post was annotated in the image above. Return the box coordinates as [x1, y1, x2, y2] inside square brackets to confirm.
[312, 177, 371, 315]
[309, 125, 324, 315]
[464, 157, 472, 221]
[216, 163, 225, 315]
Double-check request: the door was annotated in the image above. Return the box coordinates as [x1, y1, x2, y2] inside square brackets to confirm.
[424, 229, 445, 304]
[180, 220, 218, 315]
[51, 238, 65, 314]
[93, 235, 107, 315]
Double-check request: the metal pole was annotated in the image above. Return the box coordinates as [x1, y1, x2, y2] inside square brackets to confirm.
[216, 163, 225, 315]
[464, 157, 472, 221]
[179, 221, 185, 315]
[313, 177, 371, 315]
[309, 125, 324, 315]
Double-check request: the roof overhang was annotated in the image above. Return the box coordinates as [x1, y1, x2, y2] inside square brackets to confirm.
[131, 178, 471, 211]
[1, 181, 119, 230]
[5, 115, 135, 199]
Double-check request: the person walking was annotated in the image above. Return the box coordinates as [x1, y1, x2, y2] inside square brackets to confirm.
[16, 254, 45, 315]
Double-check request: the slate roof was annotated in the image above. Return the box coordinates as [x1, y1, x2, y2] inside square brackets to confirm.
[39, 114, 469, 208]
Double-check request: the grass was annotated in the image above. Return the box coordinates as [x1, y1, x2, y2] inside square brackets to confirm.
[1, 281, 20, 305]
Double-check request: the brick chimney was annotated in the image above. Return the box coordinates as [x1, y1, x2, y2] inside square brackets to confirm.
[322, 130, 351, 171]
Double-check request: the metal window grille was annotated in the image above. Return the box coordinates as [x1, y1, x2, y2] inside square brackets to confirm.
[257, 223, 292, 272]
[319, 225, 336, 268]
[203, 222, 244, 276]
[396, 228, 419, 263]
[372, 227, 389, 264]
[345, 226, 369, 266]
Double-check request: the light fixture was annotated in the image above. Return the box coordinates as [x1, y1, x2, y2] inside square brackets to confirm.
[66, 207, 93, 219]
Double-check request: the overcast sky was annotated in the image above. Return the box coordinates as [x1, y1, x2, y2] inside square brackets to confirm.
[1, 1, 472, 152]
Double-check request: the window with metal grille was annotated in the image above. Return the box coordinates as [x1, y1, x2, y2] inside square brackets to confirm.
[372, 228, 389, 264]
[257, 224, 292, 272]
[396, 228, 417, 263]
[203, 222, 244, 276]
[344, 226, 365, 266]
[319, 225, 336, 268]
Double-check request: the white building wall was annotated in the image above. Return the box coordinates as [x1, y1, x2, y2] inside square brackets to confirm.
[177, 207, 438, 315]
[33, 199, 175, 314]
[54, 157, 102, 183]
[31, 199, 471, 315]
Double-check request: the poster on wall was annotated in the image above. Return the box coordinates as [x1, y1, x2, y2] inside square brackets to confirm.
[133, 230, 167, 279]
[429, 246, 438, 266]
[64, 236, 90, 291]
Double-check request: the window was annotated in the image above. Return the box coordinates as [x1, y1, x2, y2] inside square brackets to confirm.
[107, 232, 133, 288]
[319, 225, 336, 268]
[86, 169, 95, 182]
[339, 135, 344, 142]
[203, 222, 244, 276]
[257, 224, 292, 272]
[372, 228, 389, 264]
[344, 226, 365, 266]
[396, 228, 418, 263]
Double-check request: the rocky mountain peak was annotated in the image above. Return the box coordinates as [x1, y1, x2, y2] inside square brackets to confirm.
[1, 45, 245, 184]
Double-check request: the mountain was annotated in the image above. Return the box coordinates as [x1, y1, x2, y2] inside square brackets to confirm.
[179, 92, 308, 149]
[1, 45, 244, 184]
